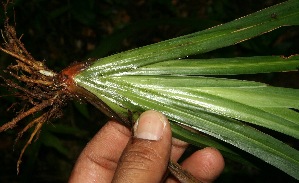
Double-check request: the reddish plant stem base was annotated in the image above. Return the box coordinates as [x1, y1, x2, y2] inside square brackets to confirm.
[60, 62, 132, 127]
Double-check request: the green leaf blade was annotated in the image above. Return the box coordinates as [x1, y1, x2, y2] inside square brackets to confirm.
[123, 56, 299, 76]
[85, 0, 299, 76]
[74, 74, 299, 179]
[101, 75, 299, 139]
[73, 0, 299, 179]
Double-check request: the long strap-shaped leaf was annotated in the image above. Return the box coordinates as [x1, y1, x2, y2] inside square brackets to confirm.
[75, 75, 299, 179]
[84, 0, 299, 75]
[75, 0, 299, 180]
[121, 55, 299, 75]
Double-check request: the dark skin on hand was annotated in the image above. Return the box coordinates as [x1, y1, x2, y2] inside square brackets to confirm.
[69, 110, 225, 183]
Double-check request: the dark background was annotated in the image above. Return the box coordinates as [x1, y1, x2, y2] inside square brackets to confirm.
[0, 0, 298, 182]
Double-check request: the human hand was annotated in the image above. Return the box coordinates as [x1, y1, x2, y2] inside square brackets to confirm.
[69, 110, 224, 183]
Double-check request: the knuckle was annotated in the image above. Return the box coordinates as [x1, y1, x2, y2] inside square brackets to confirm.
[84, 150, 118, 171]
[121, 142, 162, 170]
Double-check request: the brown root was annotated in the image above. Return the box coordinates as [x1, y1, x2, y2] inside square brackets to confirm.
[0, 3, 72, 173]
[16, 115, 45, 175]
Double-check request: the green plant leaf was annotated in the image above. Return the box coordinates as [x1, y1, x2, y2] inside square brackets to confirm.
[88, 18, 217, 58]
[75, 75, 299, 179]
[84, 0, 299, 76]
[170, 122, 254, 167]
[122, 55, 299, 75]
[74, 0, 299, 179]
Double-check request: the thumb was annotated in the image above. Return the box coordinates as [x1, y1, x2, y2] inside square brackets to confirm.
[112, 110, 172, 183]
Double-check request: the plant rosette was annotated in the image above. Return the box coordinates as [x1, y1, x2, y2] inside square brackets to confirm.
[1, 0, 299, 181]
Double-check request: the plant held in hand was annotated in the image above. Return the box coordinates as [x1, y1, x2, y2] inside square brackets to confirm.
[1, 0, 299, 181]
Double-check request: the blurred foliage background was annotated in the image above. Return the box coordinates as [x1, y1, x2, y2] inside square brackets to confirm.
[0, 0, 298, 182]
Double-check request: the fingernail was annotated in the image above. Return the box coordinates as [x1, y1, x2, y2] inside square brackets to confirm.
[134, 110, 167, 141]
